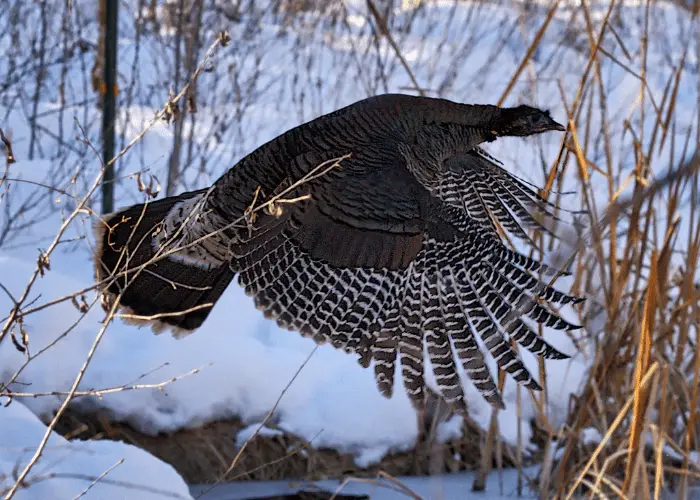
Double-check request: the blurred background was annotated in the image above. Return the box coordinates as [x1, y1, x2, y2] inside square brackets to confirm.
[1, 1, 699, 499]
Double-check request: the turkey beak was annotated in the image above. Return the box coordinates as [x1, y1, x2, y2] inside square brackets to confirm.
[551, 120, 566, 132]
[543, 115, 566, 132]
[531, 113, 567, 134]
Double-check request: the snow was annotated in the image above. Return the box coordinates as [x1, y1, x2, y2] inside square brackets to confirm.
[0, 398, 192, 499]
[580, 427, 603, 446]
[436, 415, 464, 443]
[644, 437, 700, 467]
[235, 423, 285, 448]
[0, 0, 698, 495]
[0, 195, 586, 471]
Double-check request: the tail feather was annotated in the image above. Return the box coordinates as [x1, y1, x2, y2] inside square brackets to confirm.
[93, 189, 234, 335]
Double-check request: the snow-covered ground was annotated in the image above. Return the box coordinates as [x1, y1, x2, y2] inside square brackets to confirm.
[1, 0, 698, 497]
[0, 399, 192, 499]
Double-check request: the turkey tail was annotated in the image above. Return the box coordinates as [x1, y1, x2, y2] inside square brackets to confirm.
[93, 189, 235, 336]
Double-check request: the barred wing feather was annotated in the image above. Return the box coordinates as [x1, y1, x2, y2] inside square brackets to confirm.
[229, 162, 583, 412]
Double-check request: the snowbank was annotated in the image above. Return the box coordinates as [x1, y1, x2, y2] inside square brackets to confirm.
[0, 399, 192, 499]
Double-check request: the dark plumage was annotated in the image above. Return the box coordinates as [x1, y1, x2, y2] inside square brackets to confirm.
[94, 93, 583, 412]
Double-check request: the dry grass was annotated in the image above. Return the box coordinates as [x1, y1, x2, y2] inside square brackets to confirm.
[51, 389, 513, 485]
[1, 1, 699, 499]
[518, 2, 700, 498]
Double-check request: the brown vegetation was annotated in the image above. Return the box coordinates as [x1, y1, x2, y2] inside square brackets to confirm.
[52, 398, 507, 485]
[1, 1, 699, 499]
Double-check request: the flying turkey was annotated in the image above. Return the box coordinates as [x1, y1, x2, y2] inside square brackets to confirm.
[94, 93, 584, 412]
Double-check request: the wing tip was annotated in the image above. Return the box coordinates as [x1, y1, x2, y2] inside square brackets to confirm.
[545, 348, 571, 360]
[526, 378, 542, 392]
[488, 392, 506, 410]
[566, 321, 584, 331]
[91, 207, 204, 340]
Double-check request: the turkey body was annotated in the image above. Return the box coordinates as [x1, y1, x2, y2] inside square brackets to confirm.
[94, 93, 583, 412]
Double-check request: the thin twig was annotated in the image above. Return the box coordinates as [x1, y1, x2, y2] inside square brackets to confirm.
[2, 364, 209, 399]
[195, 345, 319, 499]
[71, 459, 124, 500]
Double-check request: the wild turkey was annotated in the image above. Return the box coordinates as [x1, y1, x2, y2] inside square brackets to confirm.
[94, 93, 584, 412]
